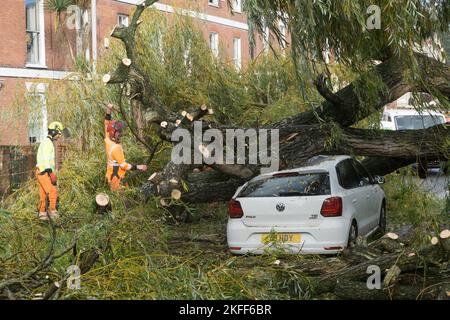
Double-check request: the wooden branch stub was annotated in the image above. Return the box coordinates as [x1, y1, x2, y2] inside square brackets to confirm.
[200, 104, 208, 111]
[137, 20, 143, 25]
[102, 74, 111, 84]
[160, 121, 168, 128]
[440, 229, 450, 239]
[186, 113, 194, 122]
[385, 232, 399, 240]
[175, 119, 181, 126]
[171, 189, 182, 200]
[160, 198, 168, 207]
[431, 236, 439, 245]
[207, 109, 214, 115]
[181, 110, 187, 117]
[169, 178, 179, 185]
[95, 193, 111, 215]
[122, 58, 132, 67]
[95, 193, 110, 207]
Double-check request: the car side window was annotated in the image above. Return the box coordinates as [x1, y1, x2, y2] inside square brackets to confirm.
[352, 160, 373, 185]
[336, 159, 362, 189]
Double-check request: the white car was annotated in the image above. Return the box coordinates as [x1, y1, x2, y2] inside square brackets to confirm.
[227, 155, 386, 255]
[380, 107, 445, 130]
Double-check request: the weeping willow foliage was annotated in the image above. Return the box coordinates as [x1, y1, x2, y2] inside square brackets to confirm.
[31, 8, 315, 157]
[244, 0, 450, 111]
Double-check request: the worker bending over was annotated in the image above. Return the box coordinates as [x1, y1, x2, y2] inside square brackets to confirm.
[104, 103, 147, 191]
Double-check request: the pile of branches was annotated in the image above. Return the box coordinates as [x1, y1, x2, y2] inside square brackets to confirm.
[276, 228, 450, 300]
[0, 217, 108, 300]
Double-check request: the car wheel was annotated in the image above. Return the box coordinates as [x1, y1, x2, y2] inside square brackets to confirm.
[379, 204, 386, 234]
[347, 220, 358, 248]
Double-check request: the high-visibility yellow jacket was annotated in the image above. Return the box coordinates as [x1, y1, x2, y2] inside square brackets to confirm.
[36, 136, 56, 172]
[104, 120, 133, 181]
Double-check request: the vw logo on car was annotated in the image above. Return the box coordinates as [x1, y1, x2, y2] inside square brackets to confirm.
[276, 203, 285, 212]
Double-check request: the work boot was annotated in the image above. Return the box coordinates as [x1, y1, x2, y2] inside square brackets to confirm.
[49, 211, 59, 220]
[38, 212, 49, 221]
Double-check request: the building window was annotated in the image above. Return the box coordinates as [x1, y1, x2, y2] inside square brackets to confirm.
[118, 14, 129, 27]
[25, 0, 45, 67]
[233, 37, 241, 70]
[232, 0, 242, 13]
[28, 93, 47, 144]
[210, 32, 219, 58]
[208, 0, 219, 6]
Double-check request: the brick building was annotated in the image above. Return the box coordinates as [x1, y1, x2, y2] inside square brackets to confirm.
[0, 0, 275, 146]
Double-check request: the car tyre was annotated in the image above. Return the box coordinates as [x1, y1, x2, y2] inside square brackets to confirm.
[379, 203, 386, 234]
[347, 220, 358, 248]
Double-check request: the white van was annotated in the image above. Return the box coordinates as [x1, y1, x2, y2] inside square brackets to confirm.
[380, 108, 446, 130]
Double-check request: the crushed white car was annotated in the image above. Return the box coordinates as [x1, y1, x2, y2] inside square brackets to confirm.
[227, 155, 386, 255]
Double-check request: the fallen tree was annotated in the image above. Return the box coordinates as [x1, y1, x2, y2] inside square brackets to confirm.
[103, 1, 450, 204]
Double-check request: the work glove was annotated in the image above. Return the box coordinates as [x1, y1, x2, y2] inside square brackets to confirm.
[49, 172, 57, 186]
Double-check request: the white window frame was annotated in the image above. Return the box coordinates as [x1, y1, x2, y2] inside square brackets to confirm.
[208, 0, 219, 7]
[233, 37, 242, 70]
[118, 13, 129, 27]
[25, 0, 46, 68]
[26, 83, 48, 144]
[210, 32, 219, 58]
[232, 0, 242, 13]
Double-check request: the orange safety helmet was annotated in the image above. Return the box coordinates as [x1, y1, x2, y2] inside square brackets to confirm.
[107, 120, 126, 142]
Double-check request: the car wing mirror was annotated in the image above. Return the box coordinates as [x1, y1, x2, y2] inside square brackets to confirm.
[374, 175, 385, 184]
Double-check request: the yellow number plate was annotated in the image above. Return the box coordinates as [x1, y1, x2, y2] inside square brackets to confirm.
[261, 233, 301, 244]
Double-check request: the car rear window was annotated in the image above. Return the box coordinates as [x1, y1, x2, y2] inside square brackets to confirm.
[238, 172, 331, 198]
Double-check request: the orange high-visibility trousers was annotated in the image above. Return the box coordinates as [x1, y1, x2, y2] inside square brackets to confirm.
[36, 168, 58, 212]
[108, 176, 122, 192]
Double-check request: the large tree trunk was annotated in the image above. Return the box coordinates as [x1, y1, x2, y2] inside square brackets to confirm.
[105, 1, 450, 204]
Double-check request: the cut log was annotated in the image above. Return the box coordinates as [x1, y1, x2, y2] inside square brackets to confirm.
[439, 229, 450, 252]
[171, 189, 182, 200]
[386, 233, 399, 240]
[431, 236, 439, 245]
[95, 193, 111, 215]
[122, 58, 132, 66]
[102, 74, 111, 84]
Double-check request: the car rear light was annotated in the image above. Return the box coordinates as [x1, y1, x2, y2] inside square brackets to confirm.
[320, 197, 342, 217]
[228, 199, 244, 218]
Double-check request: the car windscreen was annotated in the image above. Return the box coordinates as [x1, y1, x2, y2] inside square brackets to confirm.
[394, 115, 444, 130]
[238, 172, 331, 198]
